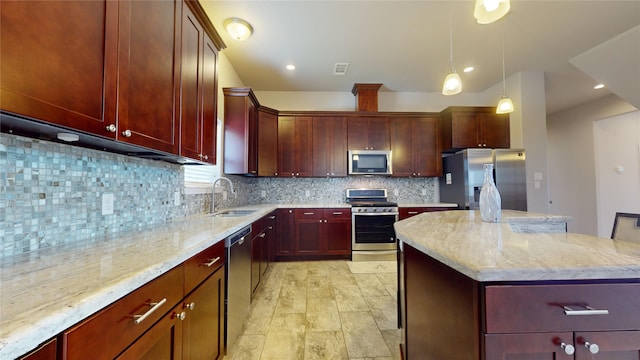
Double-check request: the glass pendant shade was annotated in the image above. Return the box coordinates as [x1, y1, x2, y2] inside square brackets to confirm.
[224, 18, 253, 41]
[442, 71, 462, 95]
[496, 96, 514, 114]
[474, 0, 510, 24]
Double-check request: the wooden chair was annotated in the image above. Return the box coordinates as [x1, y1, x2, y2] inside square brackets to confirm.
[611, 212, 640, 243]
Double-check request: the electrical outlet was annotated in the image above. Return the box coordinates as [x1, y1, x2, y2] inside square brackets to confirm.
[261, 190, 266, 198]
[174, 191, 180, 206]
[393, 189, 399, 196]
[102, 193, 114, 215]
[421, 189, 427, 196]
[305, 190, 310, 197]
[222, 191, 228, 201]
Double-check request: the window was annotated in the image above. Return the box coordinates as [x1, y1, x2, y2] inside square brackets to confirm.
[183, 118, 222, 194]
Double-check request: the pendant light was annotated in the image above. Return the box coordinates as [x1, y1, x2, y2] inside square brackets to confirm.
[474, 0, 511, 25]
[442, 17, 462, 96]
[496, 27, 514, 114]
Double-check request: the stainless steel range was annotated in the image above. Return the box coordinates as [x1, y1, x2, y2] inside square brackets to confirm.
[346, 189, 399, 261]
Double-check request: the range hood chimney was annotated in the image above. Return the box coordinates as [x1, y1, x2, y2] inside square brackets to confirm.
[351, 83, 382, 112]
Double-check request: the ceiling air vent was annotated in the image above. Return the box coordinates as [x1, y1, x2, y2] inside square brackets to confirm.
[333, 63, 349, 75]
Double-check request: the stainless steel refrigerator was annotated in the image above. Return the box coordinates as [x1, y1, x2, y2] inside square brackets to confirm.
[439, 149, 527, 211]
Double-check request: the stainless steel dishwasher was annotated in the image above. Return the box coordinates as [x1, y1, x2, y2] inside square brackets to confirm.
[224, 225, 252, 354]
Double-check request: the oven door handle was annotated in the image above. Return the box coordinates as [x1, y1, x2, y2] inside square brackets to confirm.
[352, 212, 399, 216]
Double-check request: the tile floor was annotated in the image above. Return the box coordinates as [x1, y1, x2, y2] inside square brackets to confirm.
[225, 260, 401, 360]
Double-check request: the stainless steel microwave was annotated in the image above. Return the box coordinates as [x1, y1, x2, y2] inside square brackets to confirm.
[348, 150, 392, 175]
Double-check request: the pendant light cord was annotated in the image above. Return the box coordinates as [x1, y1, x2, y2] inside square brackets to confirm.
[501, 24, 507, 95]
[449, 16, 454, 69]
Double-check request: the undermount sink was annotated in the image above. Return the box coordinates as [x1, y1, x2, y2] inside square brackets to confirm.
[211, 209, 257, 217]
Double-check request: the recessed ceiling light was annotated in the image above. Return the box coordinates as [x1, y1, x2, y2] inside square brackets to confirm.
[286, 64, 296, 71]
[463, 67, 474, 73]
[593, 84, 605, 90]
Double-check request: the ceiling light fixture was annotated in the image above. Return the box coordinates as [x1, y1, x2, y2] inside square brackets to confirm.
[474, 0, 510, 24]
[496, 27, 514, 114]
[593, 84, 605, 90]
[463, 66, 475, 73]
[442, 17, 462, 96]
[223, 18, 253, 41]
[286, 64, 296, 71]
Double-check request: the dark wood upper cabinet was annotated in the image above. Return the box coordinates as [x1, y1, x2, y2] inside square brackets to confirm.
[0, 0, 119, 136]
[223, 88, 259, 175]
[312, 117, 348, 177]
[347, 117, 390, 150]
[179, 3, 218, 164]
[116, 0, 181, 154]
[390, 116, 441, 177]
[440, 106, 510, 152]
[258, 108, 279, 176]
[278, 116, 313, 177]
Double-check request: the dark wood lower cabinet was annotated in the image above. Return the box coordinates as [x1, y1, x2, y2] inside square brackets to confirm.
[400, 242, 640, 360]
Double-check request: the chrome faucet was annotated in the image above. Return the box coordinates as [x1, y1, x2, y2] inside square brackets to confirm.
[211, 177, 236, 213]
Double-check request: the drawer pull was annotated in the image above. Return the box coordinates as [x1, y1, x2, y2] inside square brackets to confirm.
[184, 302, 195, 311]
[562, 305, 609, 316]
[332, 212, 343, 215]
[259, 233, 266, 238]
[407, 211, 419, 214]
[203, 256, 221, 267]
[303, 212, 315, 215]
[269, 216, 276, 219]
[132, 298, 167, 324]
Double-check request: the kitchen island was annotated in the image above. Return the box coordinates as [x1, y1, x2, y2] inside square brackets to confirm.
[395, 210, 640, 359]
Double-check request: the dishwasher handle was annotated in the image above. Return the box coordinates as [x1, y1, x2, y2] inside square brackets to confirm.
[225, 226, 252, 247]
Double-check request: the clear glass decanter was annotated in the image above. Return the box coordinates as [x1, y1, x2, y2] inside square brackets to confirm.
[479, 163, 502, 223]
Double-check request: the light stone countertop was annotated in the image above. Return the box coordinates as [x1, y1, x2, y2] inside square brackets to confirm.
[395, 210, 640, 282]
[0, 202, 351, 359]
[398, 202, 458, 208]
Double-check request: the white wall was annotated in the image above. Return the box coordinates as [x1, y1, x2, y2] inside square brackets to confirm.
[547, 95, 637, 235]
[594, 110, 640, 237]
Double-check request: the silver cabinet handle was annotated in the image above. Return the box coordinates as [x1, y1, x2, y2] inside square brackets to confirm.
[122, 130, 132, 137]
[203, 256, 221, 267]
[332, 212, 343, 215]
[259, 233, 266, 238]
[583, 341, 600, 354]
[105, 124, 117, 132]
[408, 211, 419, 214]
[173, 311, 186, 321]
[184, 302, 195, 311]
[268, 226, 273, 230]
[132, 298, 167, 324]
[562, 305, 609, 316]
[269, 216, 276, 219]
[304, 212, 315, 215]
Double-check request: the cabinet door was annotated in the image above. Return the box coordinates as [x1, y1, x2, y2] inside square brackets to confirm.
[368, 117, 390, 150]
[323, 209, 351, 255]
[295, 209, 323, 254]
[484, 332, 575, 360]
[258, 109, 278, 176]
[18, 338, 56, 360]
[451, 112, 481, 149]
[183, 268, 226, 360]
[0, 1, 118, 137]
[278, 116, 312, 177]
[413, 116, 440, 177]
[116, 304, 184, 360]
[117, 0, 180, 153]
[223, 89, 258, 174]
[179, 5, 204, 161]
[251, 231, 264, 293]
[276, 209, 295, 256]
[347, 117, 369, 150]
[479, 113, 510, 149]
[312, 117, 347, 177]
[200, 36, 218, 164]
[575, 331, 640, 359]
[389, 118, 414, 177]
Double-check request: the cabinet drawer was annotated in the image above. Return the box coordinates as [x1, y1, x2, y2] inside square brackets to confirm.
[295, 209, 322, 219]
[323, 209, 350, 219]
[63, 264, 184, 360]
[184, 240, 225, 292]
[484, 283, 640, 333]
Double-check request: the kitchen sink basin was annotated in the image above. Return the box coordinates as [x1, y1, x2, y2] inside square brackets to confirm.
[211, 209, 257, 217]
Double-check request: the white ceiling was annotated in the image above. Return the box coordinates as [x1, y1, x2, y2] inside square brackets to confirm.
[200, 1, 640, 114]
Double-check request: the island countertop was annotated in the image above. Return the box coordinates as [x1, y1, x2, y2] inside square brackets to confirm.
[395, 210, 640, 282]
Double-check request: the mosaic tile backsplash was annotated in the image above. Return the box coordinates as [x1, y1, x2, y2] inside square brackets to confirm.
[1, 133, 438, 258]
